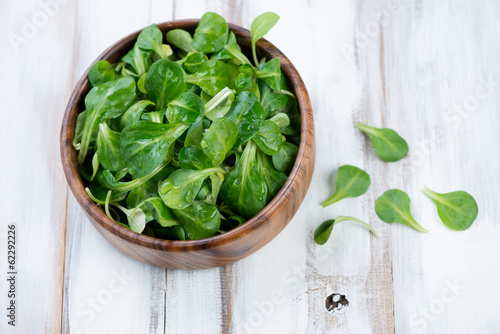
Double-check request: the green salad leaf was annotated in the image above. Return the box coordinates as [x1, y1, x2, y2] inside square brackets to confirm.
[375, 189, 428, 233]
[220, 141, 268, 219]
[423, 187, 478, 231]
[193, 12, 229, 53]
[321, 165, 371, 207]
[356, 122, 409, 162]
[250, 12, 280, 66]
[145, 60, 186, 110]
[88, 60, 115, 87]
[314, 216, 379, 245]
[77, 77, 136, 164]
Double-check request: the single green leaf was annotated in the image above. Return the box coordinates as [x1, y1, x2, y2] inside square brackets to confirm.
[96, 122, 124, 171]
[250, 12, 280, 65]
[119, 100, 155, 131]
[356, 122, 409, 162]
[256, 58, 281, 91]
[121, 44, 152, 76]
[196, 180, 211, 201]
[180, 52, 208, 74]
[269, 113, 290, 128]
[143, 197, 179, 227]
[253, 120, 282, 155]
[193, 12, 229, 53]
[137, 24, 162, 49]
[159, 167, 226, 209]
[314, 216, 379, 245]
[375, 189, 428, 233]
[126, 181, 157, 208]
[179, 145, 214, 170]
[184, 121, 204, 148]
[145, 59, 186, 110]
[114, 168, 129, 181]
[220, 141, 268, 219]
[96, 163, 172, 192]
[137, 24, 169, 59]
[73, 110, 86, 150]
[258, 79, 289, 119]
[186, 60, 231, 96]
[211, 31, 251, 65]
[200, 117, 239, 166]
[225, 91, 264, 146]
[137, 73, 148, 94]
[166, 91, 205, 124]
[235, 64, 255, 89]
[78, 77, 137, 164]
[204, 87, 235, 121]
[166, 29, 197, 53]
[209, 173, 224, 205]
[113, 204, 147, 233]
[124, 166, 172, 208]
[91, 153, 99, 181]
[422, 187, 478, 231]
[256, 149, 287, 201]
[321, 165, 371, 207]
[272, 142, 298, 173]
[89, 60, 115, 87]
[120, 121, 188, 177]
[173, 200, 222, 240]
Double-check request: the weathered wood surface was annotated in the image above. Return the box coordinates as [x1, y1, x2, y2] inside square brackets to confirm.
[1, 0, 498, 333]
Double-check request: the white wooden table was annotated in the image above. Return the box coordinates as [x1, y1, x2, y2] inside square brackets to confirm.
[1, 0, 499, 333]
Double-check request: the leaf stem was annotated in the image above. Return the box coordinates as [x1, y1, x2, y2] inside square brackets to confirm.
[104, 190, 113, 218]
[334, 216, 379, 238]
[77, 114, 99, 164]
[154, 44, 168, 60]
[320, 193, 341, 208]
[103, 162, 168, 192]
[230, 49, 251, 65]
[422, 186, 440, 202]
[85, 187, 105, 204]
[356, 122, 375, 135]
[405, 216, 429, 233]
[205, 87, 232, 113]
[252, 44, 259, 67]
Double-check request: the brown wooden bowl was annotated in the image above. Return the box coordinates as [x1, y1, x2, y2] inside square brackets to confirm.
[60, 20, 315, 270]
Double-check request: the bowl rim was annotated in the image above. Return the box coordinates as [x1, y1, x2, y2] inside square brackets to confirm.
[60, 19, 313, 252]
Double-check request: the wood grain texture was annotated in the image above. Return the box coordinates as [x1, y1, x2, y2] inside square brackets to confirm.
[1, 0, 500, 333]
[60, 1, 168, 333]
[0, 0, 75, 332]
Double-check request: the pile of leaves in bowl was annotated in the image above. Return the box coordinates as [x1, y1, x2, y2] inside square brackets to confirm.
[73, 12, 301, 240]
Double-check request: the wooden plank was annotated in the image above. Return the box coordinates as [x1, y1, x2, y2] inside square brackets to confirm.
[61, 1, 170, 333]
[221, 0, 396, 333]
[216, 3, 312, 333]
[0, 0, 75, 332]
[160, 3, 228, 334]
[382, 0, 500, 332]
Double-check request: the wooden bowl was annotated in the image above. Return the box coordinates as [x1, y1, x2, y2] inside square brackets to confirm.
[60, 20, 315, 270]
